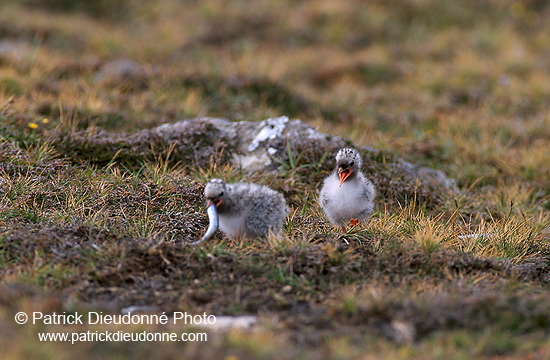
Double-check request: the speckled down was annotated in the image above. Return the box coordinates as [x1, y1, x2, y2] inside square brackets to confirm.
[203, 178, 287, 239]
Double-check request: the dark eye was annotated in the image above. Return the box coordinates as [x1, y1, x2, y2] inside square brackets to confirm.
[349, 161, 355, 167]
[219, 191, 224, 197]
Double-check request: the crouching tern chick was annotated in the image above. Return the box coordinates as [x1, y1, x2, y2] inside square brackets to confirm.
[199, 178, 287, 241]
[319, 148, 376, 232]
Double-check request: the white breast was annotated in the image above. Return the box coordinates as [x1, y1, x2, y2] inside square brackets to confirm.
[321, 174, 372, 226]
[218, 213, 245, 238]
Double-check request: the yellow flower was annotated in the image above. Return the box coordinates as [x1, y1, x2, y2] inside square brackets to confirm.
[42, 118, 49, 124]
[28, 122, 39, 129]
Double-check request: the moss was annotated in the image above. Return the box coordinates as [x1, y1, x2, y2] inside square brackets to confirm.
[49, 120, 231, 169]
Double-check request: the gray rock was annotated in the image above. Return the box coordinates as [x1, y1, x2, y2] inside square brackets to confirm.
[156, 116, 334, 171]
[154, 116, 456, 191]
[94, 59, 155, 86]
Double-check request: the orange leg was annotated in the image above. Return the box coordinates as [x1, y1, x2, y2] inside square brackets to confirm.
[349, 218, 360, 227]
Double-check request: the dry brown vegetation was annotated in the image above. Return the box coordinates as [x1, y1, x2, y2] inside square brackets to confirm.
[1, 0, 549, 359]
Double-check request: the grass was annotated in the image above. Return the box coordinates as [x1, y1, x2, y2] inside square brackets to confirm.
[1, 0, 549, 359]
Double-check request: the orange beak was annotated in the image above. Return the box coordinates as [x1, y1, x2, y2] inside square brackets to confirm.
[338, 167, 352, 186]
[207, 198, 222, 208]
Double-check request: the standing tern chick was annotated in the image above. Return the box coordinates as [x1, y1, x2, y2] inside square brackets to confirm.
[319, 148, 376, 231]
[203, 178, 287, 239]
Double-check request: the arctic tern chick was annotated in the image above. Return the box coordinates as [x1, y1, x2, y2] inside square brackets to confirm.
[203, 178, 287, 239]
[319, 148, 376, 232]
